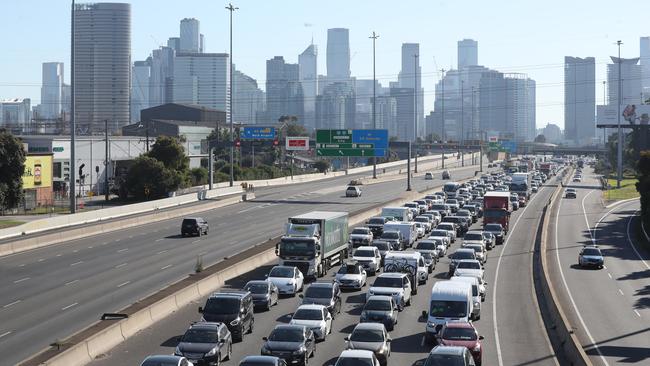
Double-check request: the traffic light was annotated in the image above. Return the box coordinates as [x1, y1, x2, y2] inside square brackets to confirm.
[235, 139, 241, 148]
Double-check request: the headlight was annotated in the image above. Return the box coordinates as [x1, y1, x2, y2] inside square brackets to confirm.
[473, 344, 481, 352]
[230, 318, 240, 326]
[205, 347, 217, 356]
[377, 344, 388, 354]
[174, 346, 182, 356]
[261, 346, 271, 355]
[427, 321, 435, 327]
[474, 301, 480, 307]
[293, 346, 306, 355]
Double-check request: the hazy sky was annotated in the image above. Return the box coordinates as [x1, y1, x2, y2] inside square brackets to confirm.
[1, 0, 649, 130]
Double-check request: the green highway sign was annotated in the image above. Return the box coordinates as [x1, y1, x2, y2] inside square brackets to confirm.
[315, 129, 388, 157]
[316, 148, 378, 157]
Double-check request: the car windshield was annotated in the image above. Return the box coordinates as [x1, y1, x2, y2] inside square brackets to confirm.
[293, 308, 323, 320]
[438, 224, 454, 231]
[447, 199, 458, 204]
[268, 328, 304, 342]
[381, 232, 399, 239]
[364, 299, 392, 311]
[354, 249, 375, 258]
[352, 228, 369, 235]
[429, 300, 468, 318]
[339, 264, 362, 274]
[453, 251, 475, 260]
[369, 218, 385, 225]
[182, 328, 217, 343]
[347, 187, 357, 191]
[182, 219, 197, 226]
[457, 211, 470, 216]
[373, 277, 402, 288]
[482, 232, 493, 239]
[443, 327, 478, 341]
[485, 224, 503, 232]
[336, 358, 374, 366]
[431, 230, 448, 237]
[350, 328, 385, 342]
[142, 361, 188, 366]
[304, 286, 331, 299]
[204, 297, 240, 314]
[415, 217, 428, 223]
[464, 233, 483, 241]
[432, 204, 446, 210]
[466, 245, 482, 253]
[279, 240, 316, 257]
[269, 267, 294, 278]
[457, 261, 481, 270]
[416, 241, 438, 250]
[484, 210, 508, 219]
[583, 248, 601, 256]
[244, 283, 268, 294]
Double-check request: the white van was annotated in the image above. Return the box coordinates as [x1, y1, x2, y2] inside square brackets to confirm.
[450, 276, 481, 320]
[423, 281, 473, 343]
[384, 222, 417, 248]
[381, 207, 412, 222]
[383, 251, 429, 287]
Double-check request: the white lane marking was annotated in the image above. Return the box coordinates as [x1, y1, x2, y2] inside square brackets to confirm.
[117, 281, 130, 288]
[420, 335, 425, 347]
[102, 241, 109, 245]
[155, 238, 164, 242]
[70, 261, 83, 266]
[625, 212, 650, 270]
[117, 248, 129, 253]
[492, 184, 545, 366]
[65, 279, 79, 286]
[3, 300, 21, 308]
[192, 239, 201, 244]
[115, 263, 128, 269]
[18, 264, 25, 267]
[128, 235, 134, 239]
[157, 250, 168, 255]
[72, 250, 78, 253]
[618, 289, 624, 296]
[161, 264, 173, 270]
[56, 253, 62, 257]
[61, 302, 78, 311]
[37, 258, 45, 262]
[603, 265, 607, 270]
[634, 310, 641, 317]
[13, 277, 30, 284]
[607, 273, 612, 279]
[581, 190, 596, 245]
[0, 331, 11, 339]
[556, 194, 610, 366]
[115, 239, 121, 242]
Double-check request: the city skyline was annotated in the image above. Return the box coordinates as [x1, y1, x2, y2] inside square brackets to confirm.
[2, 0, 650, 131]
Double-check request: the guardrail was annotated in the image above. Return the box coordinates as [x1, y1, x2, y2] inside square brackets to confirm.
[534, 167, 592, 366]
[22, 164, 479, 366]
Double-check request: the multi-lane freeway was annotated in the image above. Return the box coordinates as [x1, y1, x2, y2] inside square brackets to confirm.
[1, 155, 474, 366]
[86, 166, 562, 366]
[549, 167, 650, 365]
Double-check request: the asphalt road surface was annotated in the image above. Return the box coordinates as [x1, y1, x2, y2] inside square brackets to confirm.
[549, 167, 650, 365]
[1, 155, 479, 366]
[88, 169, 560, 366]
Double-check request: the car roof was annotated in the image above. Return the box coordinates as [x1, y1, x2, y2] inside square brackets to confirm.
[308, 282, 335, 288]
[296, 304, 327, 311]
[355, 246, 377, 251]
[443, 321, 475, 329]
[338, 349, 375, 358]
[246, 280, 270, 286]
[142, 355, 185, 362]
[455, 248, 475, 254]
[240, 355, 281, 363]
[273, 324, 306, 331]
[209, 291, 248, 299]
[366, 295, 393, 302]
[377, 272, 407, 278]
[353, 322, 386, 331]
[189, 321, 222, 330]
[430, 345, 468, 355]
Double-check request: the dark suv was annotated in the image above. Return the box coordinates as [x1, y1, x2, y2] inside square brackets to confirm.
[174, 321, 232, 365]
[366, 216, 389, 236]
[199, 291, 254, 342]
[182, 217, 209, 237]
[299, 282, 342, 318]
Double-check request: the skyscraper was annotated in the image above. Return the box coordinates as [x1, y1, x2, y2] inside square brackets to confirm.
[390, 87, 415, 141]
[40, 62, 64, 119]
[299, 43, 318, 131]
[266, 56, 303, 123]
[458, 39, 478, 69]
[173, 53, 230, 115]
[131, 59, 151, 122]
[607, 57, 642, 107]
[74, 2, 131, 133]
[640, 37, 650, 93]
[233, 68, 265, 125]
[564, 56, 596, 145]
[326, 28, 351, 84]
[149, 46, 175, 107]
[180, 18, 201, 53]
[505, 74, 536, 142]
[398, 43, 422, 140]
[316, 82, 355, 130]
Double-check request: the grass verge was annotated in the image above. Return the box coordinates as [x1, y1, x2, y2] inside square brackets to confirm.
[0, 219, 25, 229]
[604, 178, 640, 201]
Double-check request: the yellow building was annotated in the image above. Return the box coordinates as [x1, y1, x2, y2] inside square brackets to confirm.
[22, 153, 54, 208]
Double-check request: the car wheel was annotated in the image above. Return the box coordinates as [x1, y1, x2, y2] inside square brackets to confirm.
[406, 296, 411, 306]
[224, 343, 232, 361]
[267, 299, 272, 311]
[249, 318, 254, 333]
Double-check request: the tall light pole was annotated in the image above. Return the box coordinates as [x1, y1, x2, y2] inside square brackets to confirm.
[414, 54, 419, 173]
[603, 80, 607, 145]
[440, 68, 446, 169]
[226, 3, 238, 187]
[616, 40, 623, 189]
[370, 31, 379, 179]
[471, 86, 476, 165]
[70, 0, 77, 213]
[460, 79, 464, 167]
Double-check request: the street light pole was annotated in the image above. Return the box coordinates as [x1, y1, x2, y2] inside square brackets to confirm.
[603, 80, 607, 146]
[70, 0, 77, 213]
[414, 54, 419, 173]
[616, 40, 623, 189]
[460, 79, 464, 167]
[407, 141, 412, 191]
[105, 119, 109, 201]
[370, 31, 379, 179]
[440, 68, 446, 169]
[226, 3, 238, 187]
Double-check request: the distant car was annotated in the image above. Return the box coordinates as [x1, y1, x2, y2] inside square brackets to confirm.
[442, 170, 451, 180]
[573, 176, 582, 182]
[422, 345, 477, 366]
[350, 227, 374, 249]
[531, 186, 538, 193]
[140, 355, 194, 366]
[518, 196, 527, 207]
[345, 323, 392, 366]
[509, 196, 519, 210]
[300, 282, 342, 318]
[361, 295, 398, 331]
[174, 321, 232, 365]
[289, 304, 333, 341]
[336, 262, 368, 290]
[335, 350, 382, 366]
[346, 186, 362, 197]
[484, 223, 505, 244]
[353, 246, 382, 275]
[481, 232, 495, 250]
[266, 266, 304, 296]
[425, 172, 434, 180]
[453, 259, 484, 280]
[239, 356, 287, 366]
[261, 325, 315, 365]
[436, 322, 484, 366]
[565, 188, 577, 199]
[243, 280, 279, 311]
[578, 246, 604, 269]
[198, 291, 254, 342]
[367, 273, 413, 310]
[181, 217, 208, 237]
[349, 179, 364, 186]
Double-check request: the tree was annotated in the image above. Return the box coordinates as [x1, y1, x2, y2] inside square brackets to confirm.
[190, 167, 208, 186]
[0, 129, 25, 210]
[314, 160, 330, 173]
[286, 122, 307, 137]
[534, 134, 547, 143]
[148, 136, 188, 171]
[125, 156, 181, 200]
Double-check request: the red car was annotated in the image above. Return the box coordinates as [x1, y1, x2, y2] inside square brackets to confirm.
[437, 321, 483, 366]
[518, 195, 527, 207]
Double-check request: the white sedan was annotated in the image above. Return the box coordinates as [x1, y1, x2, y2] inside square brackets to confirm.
[266, 265, 304, 296]
[289, 304, 333, 341]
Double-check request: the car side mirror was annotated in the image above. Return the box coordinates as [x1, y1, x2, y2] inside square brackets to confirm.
[198, 306, 204, 313]
[479, 335, 485, 340]
[344, 336, 350, 341]
[262, 336, 268, 341]
[298, 294, 304, 298]
[421, 310, 428, 318]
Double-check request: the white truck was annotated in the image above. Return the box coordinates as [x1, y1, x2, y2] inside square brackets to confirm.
[510, 172, 532, 199]
[381, 207, 412, 222]
[276, 211, 349, 279]
[383, 222, 417, 248]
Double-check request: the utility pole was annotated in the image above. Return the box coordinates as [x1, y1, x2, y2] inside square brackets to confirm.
[105, 119, 109, 201]
[616, 40, 623, 189]
[440, 68, 446, 169]
[370, 31, 379, 179]
[603, 80, 607, 146]
[414, 54, 419, 173]
[145, 119, 150, 152]
[70, 0, 77, 213]
[460, 79, 464, 167]
[407, 141, 412, 191]
[226, 3, 238, 187]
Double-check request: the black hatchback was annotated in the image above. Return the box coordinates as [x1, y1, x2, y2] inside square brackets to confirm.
[182, 217, 209, 237]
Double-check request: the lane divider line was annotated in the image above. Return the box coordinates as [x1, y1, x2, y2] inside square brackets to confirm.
[3, 300, 21, 308]
[618, 289, 624, 296]
[69, 261, 83, 266]
[115, 263, 128, 269]
[634, 310, 641, 317]
[65, 279, 79, 286]
[13, 277, 30, 284]
[626, 212, 650, 271]
[117, 248, 129, 253]
[0, 331, 11, 338]
[160, 264, 173, 270]
[61, 302, 78, 311]
[117, 281, 130, 288]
